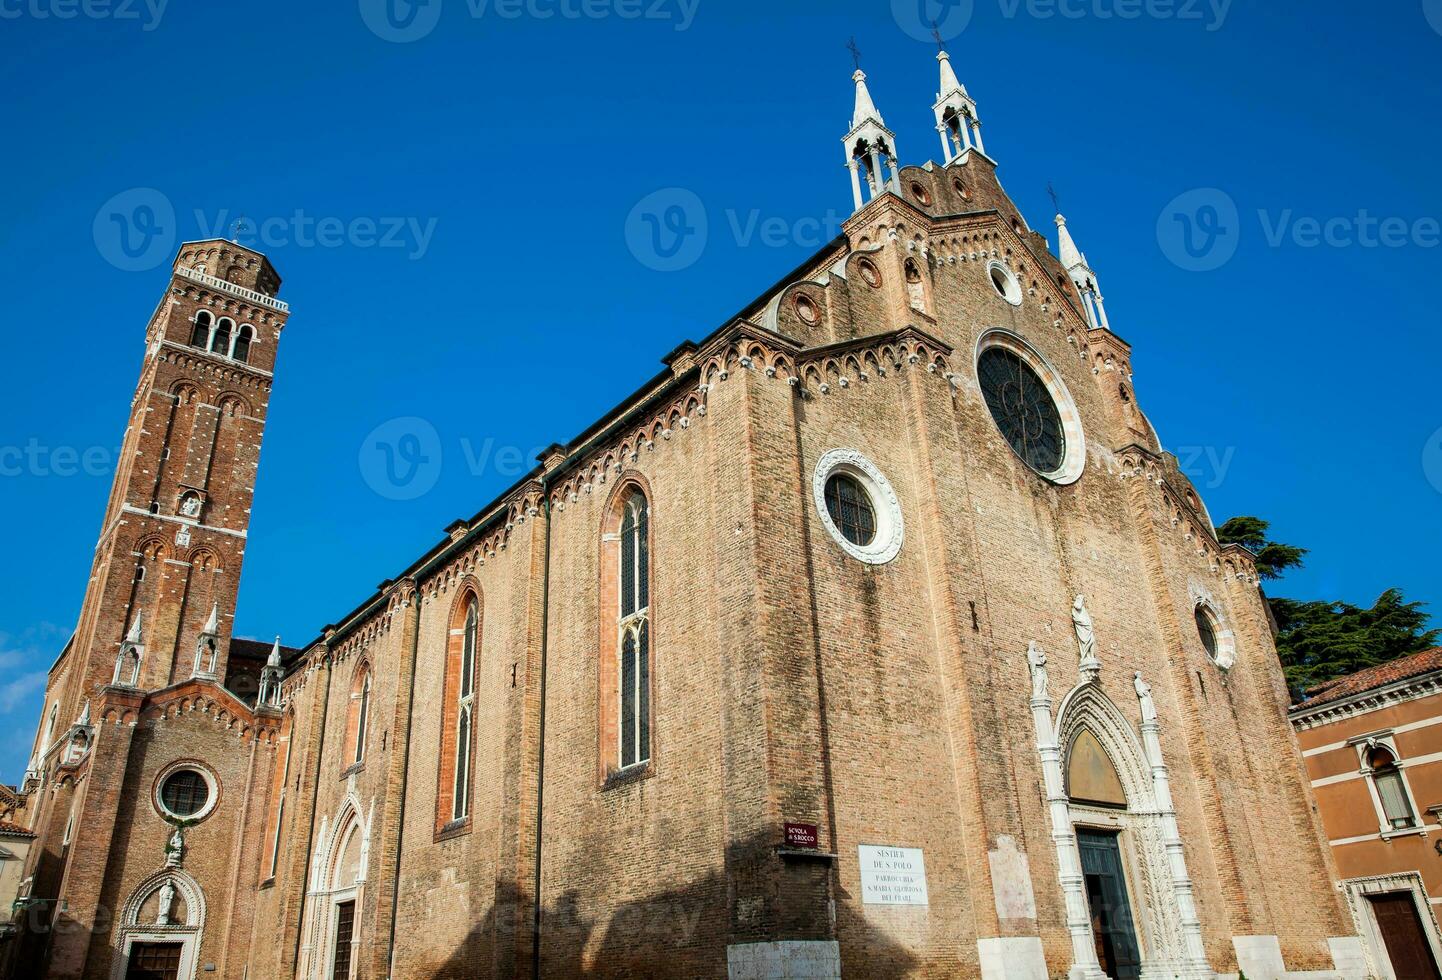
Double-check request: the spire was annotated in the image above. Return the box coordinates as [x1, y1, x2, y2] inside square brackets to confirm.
[201, 603, 219, 636]
[124, 614, 143, 645]
[1055, 214, 1086, 273]
[267, 636, 283, 668]
[1054, 213, 1111, 332]
[851, 70, 884, 129]
[841, 45, 901, 213]
[76, 700, 91, 727]
[932, 45, 985, 165]
[937, 49, 965, 98]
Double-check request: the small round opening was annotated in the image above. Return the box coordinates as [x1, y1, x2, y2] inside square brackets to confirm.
[794, 294, 819, 325]
[824, 473, 877, 547]
[910, 182, 932, 206]
[160, 769, 209, 817]
[989, 262, 1022, 305]
[953, 178, 970, 200]
[858, 259, 882, 288]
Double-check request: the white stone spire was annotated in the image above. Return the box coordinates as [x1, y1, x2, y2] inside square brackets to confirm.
[267, 636, 283, 668]
[201, 602, 219, 636]
[851, 69, 884, 128]
[932, 47, 985, 164]
[842, 65, 901, 212]
[124, 614, 143, 645]
[259, 636, 284, 708]
[1055, 213, 1111, 332]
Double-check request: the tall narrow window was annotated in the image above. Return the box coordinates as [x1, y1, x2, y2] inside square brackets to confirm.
[190, 310, 213, 348]
[438, 589, 480, 833]
[618, 492, 650, 770]
[233, 324, 254, 363]
[1371, 748, 1417, 830]
[354, 673, 370, 766]
[211, 317, 233, 356]
[453, 599, 477, 821]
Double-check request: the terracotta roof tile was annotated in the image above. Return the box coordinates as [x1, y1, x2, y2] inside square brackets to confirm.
[1296, 647, 1442, 709]
[0, 819, 35, 837]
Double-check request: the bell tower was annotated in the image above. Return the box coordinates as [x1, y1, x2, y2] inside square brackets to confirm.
[53, 240, 290, 729]
[842, 42, 901, 212]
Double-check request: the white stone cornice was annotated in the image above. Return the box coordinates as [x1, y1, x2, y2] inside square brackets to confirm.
[174, 265, 289, 313]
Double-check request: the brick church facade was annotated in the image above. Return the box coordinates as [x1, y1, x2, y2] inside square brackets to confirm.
[12, 50, 1370, 979]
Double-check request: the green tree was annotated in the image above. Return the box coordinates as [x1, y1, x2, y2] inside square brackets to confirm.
[1272, 590, 1439, 693]
[1216, 516, 1307, 580]
[1216, 515, 1437, 695]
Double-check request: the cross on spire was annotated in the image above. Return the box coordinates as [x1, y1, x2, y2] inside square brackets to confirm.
[847, 36, 863, 71]
[932, 21, 946, 53]
[1047, 182, 1061, 214]
[230, 215, 250, 241]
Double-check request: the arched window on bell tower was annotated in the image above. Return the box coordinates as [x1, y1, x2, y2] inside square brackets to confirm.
[190, 310, 213, 349]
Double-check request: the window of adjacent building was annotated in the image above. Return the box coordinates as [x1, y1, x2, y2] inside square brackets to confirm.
[1370, 747, 1418, 830]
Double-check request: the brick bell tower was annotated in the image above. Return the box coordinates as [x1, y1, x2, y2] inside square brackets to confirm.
[18, 240, 289, 974]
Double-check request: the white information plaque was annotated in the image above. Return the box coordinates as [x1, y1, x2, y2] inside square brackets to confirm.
[858, 845, 929, 906]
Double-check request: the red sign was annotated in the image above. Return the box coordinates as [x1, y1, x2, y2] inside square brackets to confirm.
[784, 823, 819, 849]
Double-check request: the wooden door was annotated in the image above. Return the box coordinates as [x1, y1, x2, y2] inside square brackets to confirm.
[1077, 829, 1142, 980]
[125, 941, 184, 980]
[331, 899, 357, 980]
[1371, 892, 1441, 980]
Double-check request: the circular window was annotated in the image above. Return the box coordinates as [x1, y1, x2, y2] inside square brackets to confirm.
[813, 449, 903, 565]
[824, 474, 876, 546]
[976, 331, 1086, 484]
[794, 294, 819, 325]
[953, 178, 970, 200]
[154, 763, 219, 821]
[1193, 602, 1236, 670]
[1194, 606, 1217, 659]
[988, 260, 1023, 306]
[858, 258, 882, 288]
[910, 182, 932, 206]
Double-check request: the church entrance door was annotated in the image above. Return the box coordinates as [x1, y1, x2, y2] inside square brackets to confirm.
[1077, 829, 1141, 980]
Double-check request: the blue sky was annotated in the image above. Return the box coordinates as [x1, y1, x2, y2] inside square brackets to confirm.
[1, 0, 1439, 781]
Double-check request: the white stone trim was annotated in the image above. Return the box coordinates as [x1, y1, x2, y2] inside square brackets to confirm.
[986, 259, 1023, 306]
[812, 449, 904, 565]
[977, 937, 1047, 979]
[1342, 873, 1442, 980]
[1303, 713, 1442, 756]
[153, 761, 219, 823]
[110, 868, 206, 980]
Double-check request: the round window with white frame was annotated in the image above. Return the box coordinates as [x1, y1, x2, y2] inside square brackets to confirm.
[813, 449, 904, 565]
[987, 260, 1023, 306]
[154, 762, 219, 822]
[975, 330, 1086, 485]
[1193, 602, 1236, 671]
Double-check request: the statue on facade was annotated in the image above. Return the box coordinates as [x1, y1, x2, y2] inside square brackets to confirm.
[165, 827, 184, 868]
[1026, 641, 1049, 701]
[1073, 594, 1101, 683]
[155, 879, 176, 925]
[1134, 672, 1157, 724]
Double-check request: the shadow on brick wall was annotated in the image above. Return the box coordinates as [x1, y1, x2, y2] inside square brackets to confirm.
[428, 832, 921, 979]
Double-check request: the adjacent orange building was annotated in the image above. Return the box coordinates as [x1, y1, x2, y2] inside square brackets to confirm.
[1292, 648, 1442, 979]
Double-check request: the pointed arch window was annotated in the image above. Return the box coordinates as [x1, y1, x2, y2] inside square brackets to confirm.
[438, 590, 480, 834]
[454, 599, 477, 821]
[344, 665, 371, 770]
[617, 491, 650, 771]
